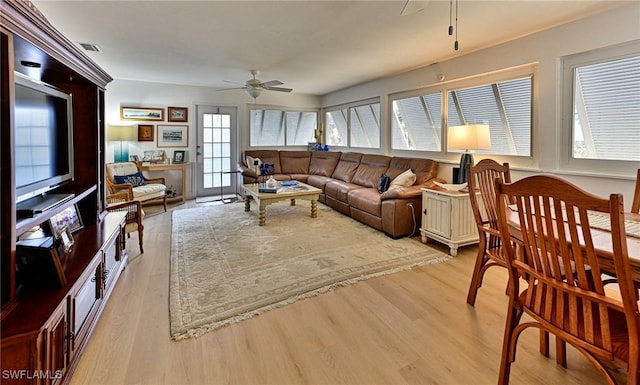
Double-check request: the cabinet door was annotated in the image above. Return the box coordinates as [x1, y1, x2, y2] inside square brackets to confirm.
[423, 192, 452, 238]
[67, 256, 101, 362]
[102, 235, 120, 291]
[45, 302, 67, 385]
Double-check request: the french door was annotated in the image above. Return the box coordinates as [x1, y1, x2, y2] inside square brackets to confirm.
[195, 105, 238, 198]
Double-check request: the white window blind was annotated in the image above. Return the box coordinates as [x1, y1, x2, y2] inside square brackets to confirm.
[325, 100, 380, 149]
[391, 92, 442, 151]
[250, 108, 317, 147]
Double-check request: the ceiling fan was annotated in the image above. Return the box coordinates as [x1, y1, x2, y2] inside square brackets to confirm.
[217, 69, 292, 99]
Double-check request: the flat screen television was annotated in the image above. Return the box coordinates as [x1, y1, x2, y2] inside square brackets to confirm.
[14, 72, 74, 204]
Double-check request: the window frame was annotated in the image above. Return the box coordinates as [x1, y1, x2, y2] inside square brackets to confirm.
[560, 40, 640, 176]
[389, 63, 537, 160]
[324, 97, 381, 150]
[248, 104, 319, 148]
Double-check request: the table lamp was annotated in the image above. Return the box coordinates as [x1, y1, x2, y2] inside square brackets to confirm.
[107, 125, 137, 162]
[447, 124, 491, 183]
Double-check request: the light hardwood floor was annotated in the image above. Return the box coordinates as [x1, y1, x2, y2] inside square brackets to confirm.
[69, 200, 619, 385]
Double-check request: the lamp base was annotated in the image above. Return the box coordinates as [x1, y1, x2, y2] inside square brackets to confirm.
[456, 153, 474, 184]
[114, 142, 129, 163]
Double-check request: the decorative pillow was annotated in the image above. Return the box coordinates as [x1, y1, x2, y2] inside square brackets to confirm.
[389, 169, 416, 190]
[378, 173, 391, 193]
[114, 172, 146, 187]
[246, 156, 262, 174]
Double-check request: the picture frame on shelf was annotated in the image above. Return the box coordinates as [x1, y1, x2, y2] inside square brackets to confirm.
[120, 106, 164, 121]
[168, 106, 188, 122]
[173, 150, 186, 164]
[138, 124, 154, 141]
[49, 204, 83, 240]
[58, 226, 74, 253]
[143, 149, 166, 163]
[157, 125, 188, 147]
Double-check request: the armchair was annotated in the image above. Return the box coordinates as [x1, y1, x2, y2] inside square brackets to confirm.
[106, 191, 144, 253]
[105, 162, 167, 212]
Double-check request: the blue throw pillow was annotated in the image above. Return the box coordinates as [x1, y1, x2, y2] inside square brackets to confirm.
[114, 172, 146, 187]
[378, 173, 391, 193]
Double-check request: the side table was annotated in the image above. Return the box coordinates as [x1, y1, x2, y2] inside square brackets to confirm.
[419, 187, 480, 256]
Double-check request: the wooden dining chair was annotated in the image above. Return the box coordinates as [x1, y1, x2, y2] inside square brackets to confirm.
[466, 159, 512, 306]
[495, 174, 639, 385]
[106, 191, 145, 253]
[632, 168, 640, 214]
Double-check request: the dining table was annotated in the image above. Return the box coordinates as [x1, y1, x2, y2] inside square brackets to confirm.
[506, 208, 640, 283]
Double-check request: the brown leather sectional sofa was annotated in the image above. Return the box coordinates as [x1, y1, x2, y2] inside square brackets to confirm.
[238, 150, 443, 238]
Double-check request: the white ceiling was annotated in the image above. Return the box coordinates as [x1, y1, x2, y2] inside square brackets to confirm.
[32, 0, 630, 96]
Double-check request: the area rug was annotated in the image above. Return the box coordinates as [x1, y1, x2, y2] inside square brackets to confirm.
[169, 201, 450, 340]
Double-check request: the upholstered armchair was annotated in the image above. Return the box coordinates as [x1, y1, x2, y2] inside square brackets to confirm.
[105, 162, 167, 212]
[106, 191, 144, 253]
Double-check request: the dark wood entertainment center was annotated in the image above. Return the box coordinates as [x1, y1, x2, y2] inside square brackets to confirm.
[1, 1, 126, 384]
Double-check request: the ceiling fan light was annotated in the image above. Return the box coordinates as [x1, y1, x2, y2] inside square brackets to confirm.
[246, 87, 262, 99]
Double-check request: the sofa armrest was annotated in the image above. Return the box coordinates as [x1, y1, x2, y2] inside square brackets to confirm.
[238, 163, 258, 178]
[380, 177, 447, 200]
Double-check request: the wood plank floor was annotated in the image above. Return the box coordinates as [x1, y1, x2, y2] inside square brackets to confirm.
[68, 200, 617, 385]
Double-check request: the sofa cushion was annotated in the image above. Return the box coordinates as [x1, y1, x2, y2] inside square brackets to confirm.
[331, 152, 362, 182]
[387, 157, 438, 185]
[309, 151, 341, 176]
[306, 175, 334, 190]
[279, 151, 311, 174]
[244, 150, 282, 174]
[325, 180, 365, 203]
[352, 154, 391, 188]
[348, 188, 382, 217]
[389, 169, 416, 190]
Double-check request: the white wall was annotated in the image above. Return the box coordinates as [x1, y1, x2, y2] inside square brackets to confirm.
[105, 80, 320, 198]
[105, 3, 639, 208]
[321, 2, 640, 210]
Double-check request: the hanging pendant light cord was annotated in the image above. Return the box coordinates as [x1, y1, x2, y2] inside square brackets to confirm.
[448, 0, 453, 35]
[454, 0, 459, 50]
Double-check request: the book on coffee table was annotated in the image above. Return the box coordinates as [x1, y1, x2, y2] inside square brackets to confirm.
[258, 187, 278, 193]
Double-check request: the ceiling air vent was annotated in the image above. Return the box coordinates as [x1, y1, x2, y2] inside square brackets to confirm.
[77, 42, 102, 53]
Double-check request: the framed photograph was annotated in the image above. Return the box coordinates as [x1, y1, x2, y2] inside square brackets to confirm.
[138, 124, 154, 141]
[120, 106, 164, 121]
[168, 106, 188, 122]
[49, 204, 83, 240]
[143, 149, 166, 163]
[157, 125, 188, 147]
[173, 150, 186, 164]
[58, 226, 74, 253]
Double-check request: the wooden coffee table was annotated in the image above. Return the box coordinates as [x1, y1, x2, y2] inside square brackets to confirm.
[242, 182, 322, 226]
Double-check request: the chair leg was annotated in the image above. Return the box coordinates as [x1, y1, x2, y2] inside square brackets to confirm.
[555, 337, 567, 367]
[467, 237, 488, 305]
[138, 228, 144, 254]
[498, 302, 520, 385]
[163, 195, 167, 212]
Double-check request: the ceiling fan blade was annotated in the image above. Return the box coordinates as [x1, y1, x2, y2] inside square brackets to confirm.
[401, 0, 428, 16]
[265, 86, 293, 93]
[222, 80, 245, 85]
[216, 86, 245, 91]
[261, 80, 284, 87]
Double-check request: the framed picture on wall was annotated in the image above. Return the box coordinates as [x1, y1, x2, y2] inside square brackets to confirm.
[168, 106, 188, 122]
[157, 125, 188, 147]
[138, 124, 154, 141]
[120, 106, 164, 121]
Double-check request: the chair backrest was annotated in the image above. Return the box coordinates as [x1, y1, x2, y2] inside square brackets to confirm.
[495, 174, 638, 363]
[467, 159, 511, 247]
[105, 162, 139, 183]
[632, 168, 640, 214]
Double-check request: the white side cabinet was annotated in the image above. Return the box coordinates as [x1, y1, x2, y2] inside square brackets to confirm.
[419, 187, 480, 256]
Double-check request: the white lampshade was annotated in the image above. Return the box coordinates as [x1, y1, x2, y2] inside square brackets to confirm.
[106, 125, 136, 141]
[447, 124, 491, 151]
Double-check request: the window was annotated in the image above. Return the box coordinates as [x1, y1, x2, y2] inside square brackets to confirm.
[561, 41, 640, 174]
[391, 91, 442, 151]
[571, 55, 640, 161]
[447, 76, 532, 156]
[390, 65, 534, 156]
[250, 107, 317, 147]
[325, 99, 380, 149]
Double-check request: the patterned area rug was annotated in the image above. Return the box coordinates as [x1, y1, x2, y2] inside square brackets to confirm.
[169, 202, 450, 340]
